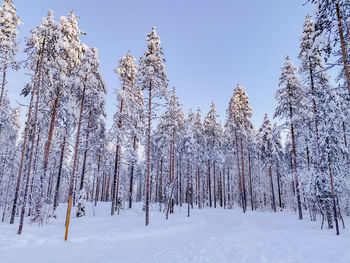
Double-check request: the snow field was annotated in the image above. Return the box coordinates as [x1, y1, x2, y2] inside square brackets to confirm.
[1, 202, 349, 263]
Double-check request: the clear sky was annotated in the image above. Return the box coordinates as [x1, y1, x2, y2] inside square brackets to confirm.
[7, 0, 313, 129]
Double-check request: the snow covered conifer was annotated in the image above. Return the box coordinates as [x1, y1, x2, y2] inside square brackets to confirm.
[306, 0, 350, 93]
[0, 0, 22, 109]
[274, 56, 304, 220]
[258, 113, 276, 212]
[137, 27, 168, 225]
[111, 50, 142, 213]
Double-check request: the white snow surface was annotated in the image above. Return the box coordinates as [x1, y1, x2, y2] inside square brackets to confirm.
[1, 203, 349, 263]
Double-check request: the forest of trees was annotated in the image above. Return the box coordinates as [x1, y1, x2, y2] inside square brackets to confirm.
[0, 0, 349, 240]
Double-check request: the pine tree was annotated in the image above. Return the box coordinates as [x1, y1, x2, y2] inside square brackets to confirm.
[203, 102, 221, 208]
[258, 113, 276, 212]
[137, 27, 168, 225]
[306, 0, 350, 93]
[65, 47, 105, 239]
[274, 56, 304, 220]
[0, 0, 22, 109]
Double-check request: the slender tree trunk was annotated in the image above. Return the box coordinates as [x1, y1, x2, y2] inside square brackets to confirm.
[219, 172, 223, 207]
[276, 164, 282, 208]
[106, 174, 111, 202]
[248, 152, 253, 211]
[0, 63, 7, 110]
[101, 172, 106, 201]
[127, 164, 134, 209]
[42, 86, 60, 187]
[290, 104, 303, 220]
[9, 57, 41, 225]
[187, 161, 190, 217]
[155, 159, 159, 203]
[64, 78, 87, 241]
[128, 136, 137, 209]
[327, 142, 340, 235]
[76, 110, 92, 217]
[95, 177, 100, 206]
[111, 82, 125, 215]
[223, 169, 226, 208]
[159, 158, 163, 204]
[145, 81, 152, 226]
[18, 39, 46, 231]
[240, 138, 246, 213]
[197, 166, 201, 209]
[79, 110, 92, 191]
[111, 145, 120, 214]
[227, 168, 231, 208]
[213, 161, 216, 208]
[335, 2, 350, 94]
[234, 129, 243, 212]
[207, 160, 212, 207]
[53, 135, 66, 212]
[267, 140, 276, 212]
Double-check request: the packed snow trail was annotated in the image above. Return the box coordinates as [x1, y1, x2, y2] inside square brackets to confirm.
[1, 203, 349, 263]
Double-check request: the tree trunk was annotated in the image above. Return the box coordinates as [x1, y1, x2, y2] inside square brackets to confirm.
[327, 145, 340, 235]
[290, 104, 303, 220]
[267, 140, 276, 212]
[18, 39, 46, 231]
[276, 164, 282, 208]
[248, 152, 253, 211]
[335, 2, 350, 94]
[64, 78, 87, 241]
[53, 135, 66, 212]
[240, 138, 246, 213]
[145, 81, 152, 226]
[187, 160, 190, 217]
[213, 161, 216, 208]
[79, 110, 92, 191]
[9, 52, 42, 225]
[234, 129, 243, 212]
[159, 158, 163, 204]
[0, 63, 7, 110]
[207, 160, 211, 207]
[197, 166, 201, 209]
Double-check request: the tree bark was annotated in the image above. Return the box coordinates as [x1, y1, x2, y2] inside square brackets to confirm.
[53, 135, 66, 212]
[0, 63, 7, 109]
[327, 142, 340, 235]
[248, 152, 253, 211]
[145, 81, 152, 226]
[65, 77, 87, 241]
[290, 104, 303, 220]
[18, 39, 46, 231]
[335, 2, 350, 94]
[9, 55, 40, 225]
[240, 138, 246, 213]
[267, 140, 276, 212]
[213, 161, 216, 208]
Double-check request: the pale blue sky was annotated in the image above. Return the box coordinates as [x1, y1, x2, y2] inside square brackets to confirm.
[7, 0, 313, 129]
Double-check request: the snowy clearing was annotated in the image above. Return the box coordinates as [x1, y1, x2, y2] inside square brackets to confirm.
[1, 203, 349, 263]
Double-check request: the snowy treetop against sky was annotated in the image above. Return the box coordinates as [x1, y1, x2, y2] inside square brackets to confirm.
[6, 0, 312, 128]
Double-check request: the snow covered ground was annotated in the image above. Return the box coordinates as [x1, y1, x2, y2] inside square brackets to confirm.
[1, 203, 349, 263]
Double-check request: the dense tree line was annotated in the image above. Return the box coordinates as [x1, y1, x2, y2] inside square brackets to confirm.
[0, 0, 349, 240]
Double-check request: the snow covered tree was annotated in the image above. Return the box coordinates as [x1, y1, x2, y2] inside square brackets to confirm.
[258, 113, 276, 212]
[0, 0, 22, 109]
[111, 50, 142, 213]
[66, 47, 105, 234]
[226, 84, 253, 212]
[203, 102, 221, 208]
[274, 56, 304, 220]
[137, 27, 168, 225]
[306, 0, 350, 93]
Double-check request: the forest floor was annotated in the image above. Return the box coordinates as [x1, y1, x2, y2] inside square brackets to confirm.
[1, 202, 349, 263]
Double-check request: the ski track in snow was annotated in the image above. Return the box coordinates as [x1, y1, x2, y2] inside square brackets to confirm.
[1, 203, 349, 263]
